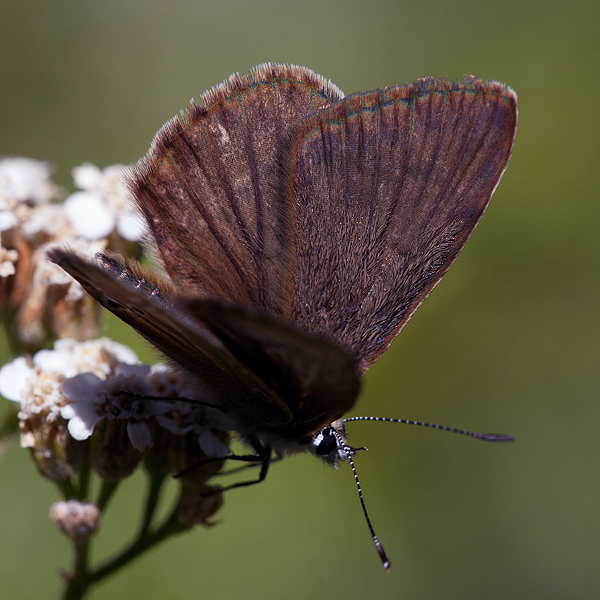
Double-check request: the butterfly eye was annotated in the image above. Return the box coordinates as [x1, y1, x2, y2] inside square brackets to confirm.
[314, 427, 338, 456]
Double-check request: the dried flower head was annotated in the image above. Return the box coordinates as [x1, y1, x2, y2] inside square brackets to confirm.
[177, 484, 224, 527]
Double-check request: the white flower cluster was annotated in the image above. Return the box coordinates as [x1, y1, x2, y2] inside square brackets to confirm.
[0, 156, 151, 346]
[0, 157, 145, 242]
[0, 338, 229, 456]
[0, 156, 146, 282]
[66, 163, 146, 242]
[0, 157, 61, 208]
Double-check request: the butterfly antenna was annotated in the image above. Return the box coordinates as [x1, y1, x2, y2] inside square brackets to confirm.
[342, 416, 514, 442]
[331, 430, 390, 572]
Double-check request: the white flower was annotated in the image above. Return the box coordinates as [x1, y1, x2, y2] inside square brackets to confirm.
[33, 237, 107, 297]
[198, 430, 230, 458]
[0, 157, 62, 208]
[21, 203, 71, 238]
[73, 164, 128, 208]
[64, 192, 116, 240]
[0, 356, 68, 447]
[0, 357, 34, 402]
[148, 367, 230, 457]
[35, 337, 139, 379]
[0, 210, 18, 232]
[116, 210, 146, 242]
[61, 367, 154, 446]
[126, 421, 153, 452]
[0, 338, 141, 444]
[0, 247, 18, 277]
[1, 337, 229, 457]
[69, 163, 146, 242]
[60, 372, 105, 440]
[72, 163, 104, 190]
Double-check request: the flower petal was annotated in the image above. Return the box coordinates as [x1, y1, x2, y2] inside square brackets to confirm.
[0, 357, 34, 402]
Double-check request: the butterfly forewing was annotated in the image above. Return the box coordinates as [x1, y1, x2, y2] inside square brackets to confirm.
[48, 249, 294, 425]
[286, 77, 517, 373]
[130, 64, 344, 317]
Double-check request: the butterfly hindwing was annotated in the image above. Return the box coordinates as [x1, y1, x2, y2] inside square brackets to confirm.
[180, 298, 360, 439]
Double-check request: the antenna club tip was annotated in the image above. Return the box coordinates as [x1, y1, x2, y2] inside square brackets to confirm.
[375, 539, 390, 571]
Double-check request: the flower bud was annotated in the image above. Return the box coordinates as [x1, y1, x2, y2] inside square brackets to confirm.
[21, 411, 88, 481]
[169, 430, 227, 486]
[50, 500, 100, 542]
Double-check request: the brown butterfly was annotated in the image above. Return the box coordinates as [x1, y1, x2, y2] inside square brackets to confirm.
[50, 63, 517, 570]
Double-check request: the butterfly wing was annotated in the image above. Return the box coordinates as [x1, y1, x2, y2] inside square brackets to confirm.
[130, 63, 344, 317]
[48, 249, 295, 426]
[285, 77, 518, 373]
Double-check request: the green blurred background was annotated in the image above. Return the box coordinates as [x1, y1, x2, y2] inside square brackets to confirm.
[1, 0, 599, 598]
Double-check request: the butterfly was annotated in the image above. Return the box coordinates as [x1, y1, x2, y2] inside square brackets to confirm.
[50, 63, 517, 569]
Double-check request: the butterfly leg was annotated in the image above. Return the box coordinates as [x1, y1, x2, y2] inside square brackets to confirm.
[215, 437, 273, 492]
[218, 450, 283, 477]
[174, 436, 273, 492]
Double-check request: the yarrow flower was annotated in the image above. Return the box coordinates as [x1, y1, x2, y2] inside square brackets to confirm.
[0, 157, 67, 244]
[0, 157, 148, 348]
[0, 338, 139, 452]
[65, 163, 146, 242]
[0, 157, 62, 209]
[0, 157, 229, 594]
[0, 247, 18, 277]
[0, 338, 230, 480]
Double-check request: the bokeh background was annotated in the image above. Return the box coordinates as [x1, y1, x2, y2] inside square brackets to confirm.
[1, 1, 598, 599]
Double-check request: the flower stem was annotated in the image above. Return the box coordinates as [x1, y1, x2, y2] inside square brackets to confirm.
[139, 474, 166, 537]
[90, 492, 190, 585]
[62, 539, 91, 600]
[96, 480, 119, 512]
[77, 456, 91, 499]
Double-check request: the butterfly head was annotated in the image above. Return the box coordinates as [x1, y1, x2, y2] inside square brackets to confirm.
[309, 419, 366, 467]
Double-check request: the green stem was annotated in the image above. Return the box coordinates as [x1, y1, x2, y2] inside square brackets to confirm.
[96, 480, 119, 512]
[0, 407, 19, 457]
[77, 457, 91, 500]
[89, 493, 190, 585]
[139, 474, 166, 537]
[2, 312, 24, 358]
[62, 539, 91, 600]
[57, 478, 80, 501]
